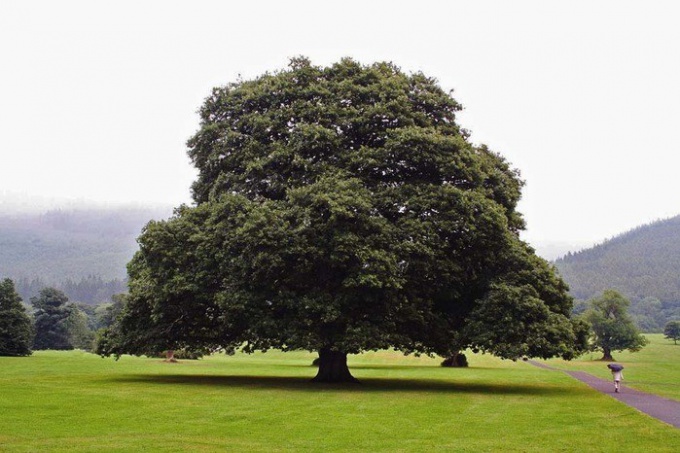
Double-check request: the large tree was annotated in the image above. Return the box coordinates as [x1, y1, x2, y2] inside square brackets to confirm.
[584, 290, 648, 361]
[0, 278, 33, 356]
[101, 58, 586, 381]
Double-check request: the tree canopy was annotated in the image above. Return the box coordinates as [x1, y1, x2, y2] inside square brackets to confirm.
[664, 321, 680, 345]
[0, 278, 33, 356]
[32, 288, 75, 350]
[583, 290, 648, 360]
[101, 58, 586, 381]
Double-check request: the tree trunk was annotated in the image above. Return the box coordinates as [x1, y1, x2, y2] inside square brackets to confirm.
[311, 348, 358, 383]
[601, 347, 614, 361]
[441, 352, 469, 367]
[165, 349, 178, 363]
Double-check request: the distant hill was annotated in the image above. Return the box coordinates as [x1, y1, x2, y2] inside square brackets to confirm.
[0, 206, 172, 302]
[554, 215, 680, 331]
[554, 215, 680, 302]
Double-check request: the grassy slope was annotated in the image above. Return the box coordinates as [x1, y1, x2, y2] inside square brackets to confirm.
[542, 333, 680, 401]
[1, 349, 679, 452]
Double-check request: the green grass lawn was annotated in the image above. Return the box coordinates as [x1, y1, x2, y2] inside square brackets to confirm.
[541, 333, 680, 401]
[1, 348, 679, 452]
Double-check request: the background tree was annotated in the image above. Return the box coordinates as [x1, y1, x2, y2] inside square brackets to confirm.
[664, 320, 680, 345]
[102, 58, 586, 382]
[32, 288, 74, 350]
[94, 293, 126, 330]
[64, 305, 95, 350]
[584, 290, 648, 360]
[629, 297, 665, 333]
[0, 278, 33, 356]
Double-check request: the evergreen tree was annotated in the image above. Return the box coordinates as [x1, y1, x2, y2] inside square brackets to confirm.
[0, 278, 33, 356]
[32, 288, 74, 350]
[64, 305, 95, 350]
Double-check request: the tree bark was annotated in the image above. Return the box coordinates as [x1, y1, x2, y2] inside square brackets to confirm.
[441, 352, 469, 367]
[165, 349, 178, 363]
[601, 347, 614, 361]
[311, 348, 358, 383]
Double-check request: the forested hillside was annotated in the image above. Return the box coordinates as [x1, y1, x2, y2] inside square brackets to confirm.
[554, 215, 680, 330]
[4, 204, 680, 328]
[0, 206, 171, 303]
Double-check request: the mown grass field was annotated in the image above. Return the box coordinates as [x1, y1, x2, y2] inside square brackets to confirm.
[543, 333, 680, 401]
[1, 345, 679, 452]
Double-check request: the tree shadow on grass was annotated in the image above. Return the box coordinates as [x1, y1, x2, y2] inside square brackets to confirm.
[347, 364, 502, 371]
[278, 363, 443, 371]
[106, 373, 574, 396]
[278, 362, 502, 371]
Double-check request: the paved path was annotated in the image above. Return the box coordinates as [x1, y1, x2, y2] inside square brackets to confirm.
[528, 360, 680, 428]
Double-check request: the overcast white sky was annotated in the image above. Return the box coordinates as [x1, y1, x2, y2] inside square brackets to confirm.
[2, 0, 680, 256]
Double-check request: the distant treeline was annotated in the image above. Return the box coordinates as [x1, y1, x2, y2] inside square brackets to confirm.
[14, 275, 127, 305]
[0, 205, 170, 282]
[0, 206, 169, 305]
[555, 215, 680, 331]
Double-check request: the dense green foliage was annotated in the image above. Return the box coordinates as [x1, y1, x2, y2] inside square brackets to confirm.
[0, 278, 33, 356]
[627, 297, 673, 333]
[31, 288, 76, 350]
[555, 216, 680, 330]
[64, 305, 96, 350]
[92, 294, 126, 331]
[29, 288, 119, 351]
[103, 58, 584, 381]
[664, 321, 680, 344]
[583, 290, 648, 360]
[2, 350, 680, 452]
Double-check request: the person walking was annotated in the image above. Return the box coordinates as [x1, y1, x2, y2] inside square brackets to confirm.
[607, 363, 624, 393]
[612, 369, 623, 392]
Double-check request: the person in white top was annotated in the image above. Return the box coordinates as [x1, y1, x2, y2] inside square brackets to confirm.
[611, 369, 623, 393]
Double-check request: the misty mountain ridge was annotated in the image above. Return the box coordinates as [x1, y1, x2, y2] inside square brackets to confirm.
[0, 206, 173, 281]
[554, 214, 680, 303]
[0, 205, 173, 302]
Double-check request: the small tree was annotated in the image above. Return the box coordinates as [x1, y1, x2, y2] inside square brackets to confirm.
[584, 290, 648, 361]
[64, 305, 95, 350]
[94, 293, 127, 330]
[664, 320, 680, 345]
[0, 278, 33, 356]
[32, 288, 74, 350]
